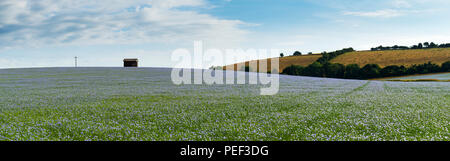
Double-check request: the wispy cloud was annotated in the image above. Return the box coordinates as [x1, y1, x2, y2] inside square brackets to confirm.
[391, 0, 412, 8]
[0, 0, 249, 49]
[342, 9, 403, 18]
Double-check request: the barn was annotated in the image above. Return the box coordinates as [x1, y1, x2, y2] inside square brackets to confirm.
[123, 59, 138, 67]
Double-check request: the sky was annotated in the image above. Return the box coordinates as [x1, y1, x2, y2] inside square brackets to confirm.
[1, 0, 450, 68]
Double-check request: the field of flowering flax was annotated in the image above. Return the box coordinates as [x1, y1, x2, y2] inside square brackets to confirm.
[0, 67, 448, 141]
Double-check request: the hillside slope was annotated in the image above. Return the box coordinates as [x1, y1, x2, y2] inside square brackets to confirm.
[223, 48, 450, 73]
[223, 54, 321, 72]
[330, 48, 450, 68]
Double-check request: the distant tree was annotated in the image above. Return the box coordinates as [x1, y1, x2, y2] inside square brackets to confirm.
[316, 48, 354, 64]
[423, 42, 429, 48]
[398, 46, 409, 50]
[282, 65, 304, 75]
[324, 63, 345, 78]
[406, 64, 418, 74]
[317, 52, 330, 64]
[406, 62, 439, 74]
[442, 43, 450, 48]
[344, 47, 355, 52]
[308, 52, 313, 55]
[344, 64, 361, 79]
[393, 45, 399, 50]
[293, 51, 302, 56]
[380, 65, 405, 77]
[377, 45, 383, 50]
[304, 62, 324, 77]
[429, 42, 437, 48]
[280, 53, 284, 58]
[418, 43, 423, 49]
[361, 64, 382, 79]
[442, 61, 450, 72]
[420, 62, 440, 74]
[371, 42, 450, 51]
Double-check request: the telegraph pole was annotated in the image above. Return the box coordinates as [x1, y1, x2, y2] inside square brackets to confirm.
[74, 56, 78, 67]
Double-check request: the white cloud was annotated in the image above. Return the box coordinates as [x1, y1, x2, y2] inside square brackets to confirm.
[343, 9, 403, 18]
[0, 0, 249, 49]
[391, 0, 412, 8]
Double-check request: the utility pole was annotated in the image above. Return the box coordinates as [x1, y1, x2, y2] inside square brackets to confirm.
[74, 56, 78, 67]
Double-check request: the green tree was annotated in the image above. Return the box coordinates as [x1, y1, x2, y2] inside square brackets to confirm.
[429, 42, 437, 48]
[282, 65, 304, 75]
[293, 51, 302, 56]
[380, 65, 405, 77]
[304, 62, 324, 77]
[418, 43, 423, 49]
[442, 61, 450, 72]
[414, 62, 440, 74]
[344, 64, 361, 79]
[423, 42, 429, 48]
[361, 64, 382, 79]
[324, 63, 345, 78]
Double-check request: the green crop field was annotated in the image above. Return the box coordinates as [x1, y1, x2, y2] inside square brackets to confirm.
[0, 68, 448, 141]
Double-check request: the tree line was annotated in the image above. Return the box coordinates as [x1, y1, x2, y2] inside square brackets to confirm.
[315, 48, 355, 64]
[371, 42, 450, 51]
[283, 42, 450, 58]
[283, 61, 450, 79]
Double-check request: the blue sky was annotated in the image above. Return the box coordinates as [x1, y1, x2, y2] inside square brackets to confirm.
[1, 0, 450, 68]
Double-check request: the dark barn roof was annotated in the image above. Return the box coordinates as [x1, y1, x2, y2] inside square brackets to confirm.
[123, 58, 138, 62]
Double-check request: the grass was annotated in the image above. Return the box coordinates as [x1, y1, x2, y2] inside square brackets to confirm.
[330, 48, 450, 68]
[0, 67, 449, 141]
